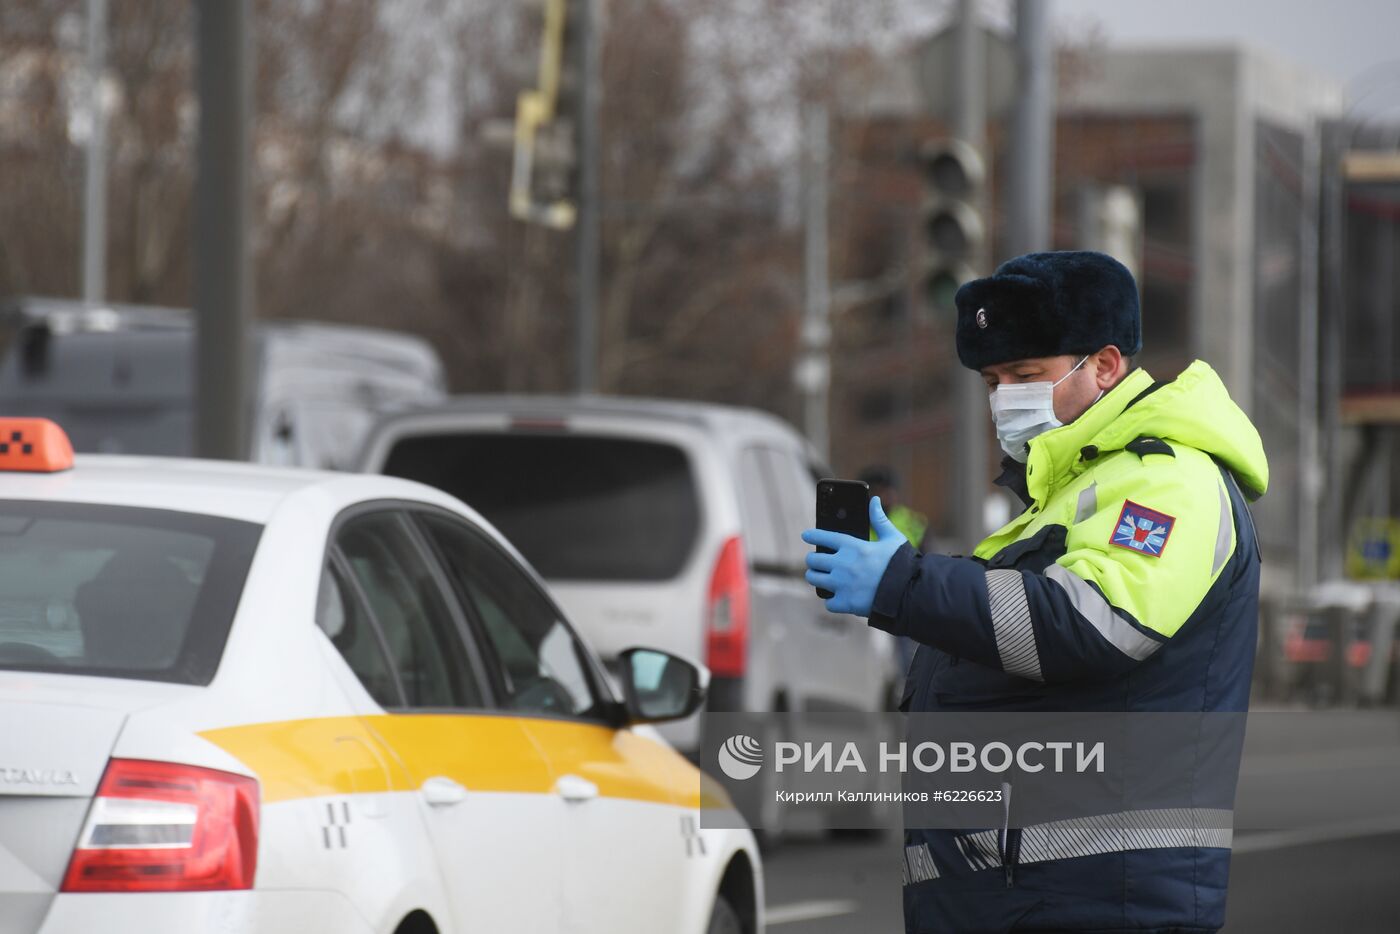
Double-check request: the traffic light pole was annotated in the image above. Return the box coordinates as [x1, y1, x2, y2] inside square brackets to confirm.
[575, 0, 601, 394]
[194, 0, 253, 460]
[81, 0, 108, 305]
[1008, 0, 1054, 257]
[801, 104, 832, 460]
[952, 0, 988, 550]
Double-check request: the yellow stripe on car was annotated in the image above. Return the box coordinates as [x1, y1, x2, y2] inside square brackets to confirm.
[201, 714, 719, 809]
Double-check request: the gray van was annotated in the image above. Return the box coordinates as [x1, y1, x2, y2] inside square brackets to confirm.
[0, 297, 444, 469]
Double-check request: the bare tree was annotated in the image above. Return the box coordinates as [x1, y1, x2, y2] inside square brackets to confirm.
[0, 0, 957, 427]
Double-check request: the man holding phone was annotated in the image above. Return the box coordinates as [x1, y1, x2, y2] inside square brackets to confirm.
[802, 251, 1268, 934]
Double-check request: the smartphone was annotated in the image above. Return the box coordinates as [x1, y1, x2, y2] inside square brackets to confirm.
[814, 478, 870, 599]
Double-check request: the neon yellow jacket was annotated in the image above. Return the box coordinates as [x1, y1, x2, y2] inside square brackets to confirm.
[873, 359, 1269, 685]
[971, 360, 1269, 649]
[873, 504, 928, 551]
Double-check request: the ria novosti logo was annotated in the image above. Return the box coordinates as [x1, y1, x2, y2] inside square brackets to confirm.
[717, 735, 764, 781]
[714, 734, 1108, 779]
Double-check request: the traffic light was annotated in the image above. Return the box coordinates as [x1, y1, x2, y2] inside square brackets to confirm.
[918, 138, 985, 316]
[509, 0, 579, 228]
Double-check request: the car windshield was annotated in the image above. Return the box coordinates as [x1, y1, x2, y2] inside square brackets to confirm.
[382, 432, 700, 582]
[0, 501, 261, 684]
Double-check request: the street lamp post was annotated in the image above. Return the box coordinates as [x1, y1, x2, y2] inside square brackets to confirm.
[951, 0, 988, 550]
[194, 0, 254, 461]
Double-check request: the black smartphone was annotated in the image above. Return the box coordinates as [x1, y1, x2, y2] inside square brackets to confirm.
[814, 478, 870, 599]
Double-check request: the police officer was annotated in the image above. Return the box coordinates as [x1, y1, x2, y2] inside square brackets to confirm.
[858, 465, 930, 551]
[802, 251, 1268, 934]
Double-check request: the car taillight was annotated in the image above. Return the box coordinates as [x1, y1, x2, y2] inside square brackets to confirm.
[61, 758, 259, 893]
[706, 535, 751, 678]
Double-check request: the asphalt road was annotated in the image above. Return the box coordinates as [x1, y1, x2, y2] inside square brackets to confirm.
[762, 829, 1400, 932]
[761, 709, 1400, 933]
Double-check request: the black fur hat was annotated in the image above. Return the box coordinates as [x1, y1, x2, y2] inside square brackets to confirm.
[954, 251, 1141, 370]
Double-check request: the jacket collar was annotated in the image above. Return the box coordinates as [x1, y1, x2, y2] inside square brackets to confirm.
[993, 456, 1031, 509]
[1023, 367, 1155, 504]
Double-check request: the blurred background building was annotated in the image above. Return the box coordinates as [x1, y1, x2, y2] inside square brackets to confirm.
[827, 40, 1345, 604]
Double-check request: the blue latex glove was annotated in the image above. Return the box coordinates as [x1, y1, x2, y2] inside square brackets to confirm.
[801, 496, 908, 616]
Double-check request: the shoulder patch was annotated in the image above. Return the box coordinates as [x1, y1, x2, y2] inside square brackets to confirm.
[1110, 500, 1175, 557]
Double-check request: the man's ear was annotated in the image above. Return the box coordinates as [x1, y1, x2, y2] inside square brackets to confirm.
[1093, 345, 1124, 389]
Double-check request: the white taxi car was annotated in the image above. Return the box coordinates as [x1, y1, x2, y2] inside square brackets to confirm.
[0, 419, 761, 934]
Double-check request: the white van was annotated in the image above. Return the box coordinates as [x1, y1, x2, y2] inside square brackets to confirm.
[356, 395, 900, 755]
[0, 297, 445, 469]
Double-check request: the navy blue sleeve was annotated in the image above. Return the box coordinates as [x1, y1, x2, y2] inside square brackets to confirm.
[868, 546, 1003, 671]
[868, 547, 1167, 683]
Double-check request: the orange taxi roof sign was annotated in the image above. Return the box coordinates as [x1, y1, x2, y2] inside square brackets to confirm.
[0, 418, 75, 472]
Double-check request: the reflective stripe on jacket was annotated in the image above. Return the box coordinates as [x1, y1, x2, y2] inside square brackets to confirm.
[871, 361, 1269, 934]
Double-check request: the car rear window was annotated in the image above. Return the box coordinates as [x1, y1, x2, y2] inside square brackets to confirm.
[0, 501, 261, 684]
[381, 433, 700, 582]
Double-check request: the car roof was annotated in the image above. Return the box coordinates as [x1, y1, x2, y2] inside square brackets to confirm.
[371, 393, 809, 443]
[2, 297, 444, 380]
[1, 454, 456, 524]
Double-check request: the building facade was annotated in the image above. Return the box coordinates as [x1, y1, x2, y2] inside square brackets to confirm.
[830, 39, 1341, 599]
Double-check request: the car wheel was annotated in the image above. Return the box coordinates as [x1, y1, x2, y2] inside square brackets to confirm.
[706, 894, 744, 934]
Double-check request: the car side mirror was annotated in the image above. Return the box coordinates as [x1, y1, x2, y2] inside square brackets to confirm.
[618, 647, 708, 725]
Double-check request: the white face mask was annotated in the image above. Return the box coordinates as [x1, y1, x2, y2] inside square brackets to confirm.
[989, 355, 1096, 463]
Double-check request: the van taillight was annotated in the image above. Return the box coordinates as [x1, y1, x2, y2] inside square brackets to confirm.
[706, 536, 751, 678]
[61, 759, 259, 893]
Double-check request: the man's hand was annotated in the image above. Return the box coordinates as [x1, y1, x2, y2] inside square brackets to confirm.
[802, 496, 908, 616]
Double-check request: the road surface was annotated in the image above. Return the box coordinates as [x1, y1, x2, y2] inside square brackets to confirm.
[762, 709, 1400, 932]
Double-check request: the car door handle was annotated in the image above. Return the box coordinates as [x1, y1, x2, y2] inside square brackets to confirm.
[555, 774, 598, 803]
[420, 775, 468, 807]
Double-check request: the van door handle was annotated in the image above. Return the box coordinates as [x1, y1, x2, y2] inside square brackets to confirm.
[421, 776, 468, 807]
[555, 774, 599, 803]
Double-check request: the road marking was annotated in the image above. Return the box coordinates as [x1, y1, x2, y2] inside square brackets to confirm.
[766, 899, 860, 926]
[1234, 814, 1400, 855]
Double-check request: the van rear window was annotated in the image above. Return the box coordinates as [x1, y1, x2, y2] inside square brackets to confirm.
[382, 434, 700, 581]
[0, 502, 261, 684]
